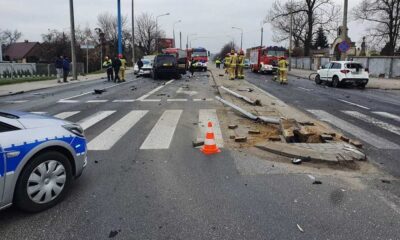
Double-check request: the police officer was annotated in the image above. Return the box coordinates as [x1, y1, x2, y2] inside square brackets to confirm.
[215, 58, 221, 69]
[237, 50, 245, 79]
[229, 50, 237, 80]
[278, 57, 289, 84]
[224, 53, 231, 74]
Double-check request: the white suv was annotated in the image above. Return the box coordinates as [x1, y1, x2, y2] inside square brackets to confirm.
[315, 61, 369, 88]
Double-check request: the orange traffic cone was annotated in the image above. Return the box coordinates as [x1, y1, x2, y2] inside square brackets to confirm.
[201, 121, 221, 155]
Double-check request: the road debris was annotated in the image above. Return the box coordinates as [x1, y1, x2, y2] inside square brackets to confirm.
[381, 179, 391, 184]
[220, 86, 261, 106]
[292, 158, 302, 165]
[313, 180, 322, 185]
[350, 140, 363, 148]
[228, 124, 238, 129]
[192, 140, 204, 148]
[238, 88, 254, 92]
[93, 89, 106, 94]
[340, 135, 350, 142]
[235, 136, 248, 142]
[248, 129, 261, 134]
[297, 224, 304, 233]
[215, 96, 280, 124]
[321, 134, 334, 141]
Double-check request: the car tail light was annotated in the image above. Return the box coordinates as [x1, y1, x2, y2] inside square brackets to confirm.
[340, 70, 350, 74]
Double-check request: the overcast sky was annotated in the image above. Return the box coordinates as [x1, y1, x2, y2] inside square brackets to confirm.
[0, 0, 366, 53]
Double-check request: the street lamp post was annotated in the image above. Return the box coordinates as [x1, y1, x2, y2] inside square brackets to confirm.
[117, 0, 123, 55]
[289, 0, 294, 71]
[131, 0, 135, 64]
[69, 0, 77, 80]
[232, 27, 243, 50]
[156, 13, 170, 52]
[173, 20, 181, 48]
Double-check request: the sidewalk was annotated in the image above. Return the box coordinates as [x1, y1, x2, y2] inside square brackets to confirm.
[0, 69, 133, 97]
[288, 68, 400, 90]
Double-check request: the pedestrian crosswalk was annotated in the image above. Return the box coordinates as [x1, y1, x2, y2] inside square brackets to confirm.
[307, 110, 400, 149]
[33, 108, 224, 152]
[29, 108, 400, 151]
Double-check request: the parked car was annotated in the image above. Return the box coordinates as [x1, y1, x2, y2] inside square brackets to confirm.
[315, 61, 369, 88]
[244, 59, 250, 69]
[151, 54, 180, 80]
[0, 110, 87, 212]
[138, 58, 153, 77]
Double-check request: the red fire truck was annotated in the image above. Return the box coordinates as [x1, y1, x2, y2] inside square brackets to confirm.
[162, 48, 188, 74]
[187, 47, 209, 71]
[248, 46, 287, 74]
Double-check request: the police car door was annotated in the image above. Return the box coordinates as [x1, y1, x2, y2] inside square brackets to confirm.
[0, 144, 4, 202]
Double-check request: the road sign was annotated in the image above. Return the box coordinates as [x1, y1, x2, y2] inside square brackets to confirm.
[338, 40, 350, 53]
[80, 44, 95, 49]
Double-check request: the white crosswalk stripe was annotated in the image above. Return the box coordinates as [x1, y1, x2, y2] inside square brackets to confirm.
[30, 112, 47, 115]
[140, 110, 182, 150]
[343, 111, 400, 136]
[308, 110, 400, 149]
[198, 109, 224, 147]
[78, 111, 115, 130]
[373, 112, 400, 123]
[88, 110, 148, 150]
[54, 111, 80, 119]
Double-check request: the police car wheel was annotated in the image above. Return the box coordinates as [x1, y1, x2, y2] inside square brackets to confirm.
[14, 151, 73, 212]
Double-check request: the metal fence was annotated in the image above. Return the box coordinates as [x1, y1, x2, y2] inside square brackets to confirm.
[291, 56, 400, 78]
[0, 62, 84, 79]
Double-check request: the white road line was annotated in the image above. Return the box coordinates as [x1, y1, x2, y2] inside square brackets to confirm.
[140, 110, 182, 150]
[78, 111, 115, 130]
[373, 112, 400, 123]
[141, 99, 162, 102]
[297, 87, 312, 91]
[61, 80, 135, 100]
[137, 80, 174, 101]
[113, 99, 135, 103]
[167, 99, 188, 102]
[193, 98, 214, 102]
[58, 99, 79, 103]
[4, 100, 28, 103]
[54, 111, 80, 119]
[338, 99, 370, 110]
[343, 111, 400, 136]
[198, 109, 224, 147]
[30, 112, 47, 115]
[86, 100, 109, 103]
[307, 110, 400, 149]
[88, 110, 148, 150]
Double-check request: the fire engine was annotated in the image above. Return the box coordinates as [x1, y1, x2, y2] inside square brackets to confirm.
[248, 46, 287, 74]
[188, 47, 209, 71]
[162, 48, 188, 74]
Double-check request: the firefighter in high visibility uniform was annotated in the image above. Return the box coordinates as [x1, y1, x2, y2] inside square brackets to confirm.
[224, 53, 231, 74]
[118, 54, 127, 82]
[229, 50, 237, 80]
[237, 50, 245, 79]
[278, 57, 289, 84]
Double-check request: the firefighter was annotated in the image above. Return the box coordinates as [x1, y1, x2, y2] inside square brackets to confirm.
[229, 49, 237, 80]
[278, 57, 289, 84]
[215, 58, 221, 69]
[118, 54, 127, 82]
[237, 50, 245, 79]
[224, 53, 231, 74]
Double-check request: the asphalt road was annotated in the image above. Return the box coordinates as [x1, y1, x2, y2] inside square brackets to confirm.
[246, 71, 400, 178]
[0, 72, 399, 239]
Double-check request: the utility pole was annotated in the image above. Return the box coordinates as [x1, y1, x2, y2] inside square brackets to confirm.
[69, 0, 77, 80]
[156, 13, 170, 53]
[232, 27, 243, 50]
[341, 0, 349, 60]
[117, 0, 123, 55]
[260, 26, 263, 47]
[173, 20, 181, 48]
[289, 1, 293, 71]
[0, 42, 3, 62]
[131, 0, 135, 64]
[179, 32, 182, 49]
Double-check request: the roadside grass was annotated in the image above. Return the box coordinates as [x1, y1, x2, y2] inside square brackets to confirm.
[0, 76, 56, 86]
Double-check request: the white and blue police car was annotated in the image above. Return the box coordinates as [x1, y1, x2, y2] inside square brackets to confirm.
[0, 110, 87, 212]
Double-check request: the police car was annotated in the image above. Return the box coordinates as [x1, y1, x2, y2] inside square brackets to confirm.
[0, 110, 87, 212]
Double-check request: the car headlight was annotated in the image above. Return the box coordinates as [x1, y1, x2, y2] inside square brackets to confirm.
[63, 124, 85, 137]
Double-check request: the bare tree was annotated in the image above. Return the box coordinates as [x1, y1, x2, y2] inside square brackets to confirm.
[268, 0, 340, 56]
[0, 29, 22, 45]
[135, 13, 165, 55]
[353, 0, 400, 56]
